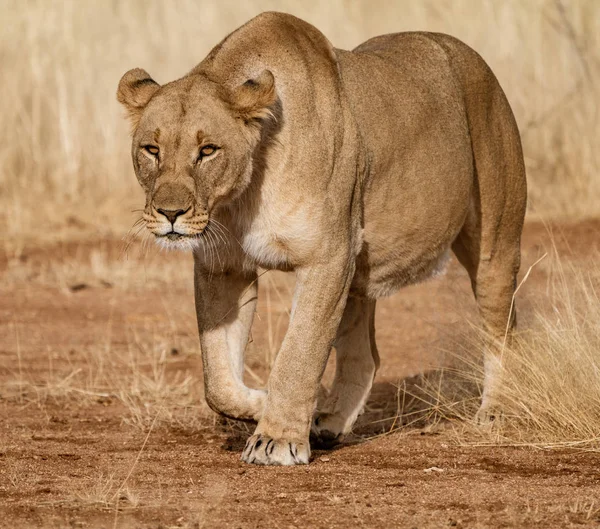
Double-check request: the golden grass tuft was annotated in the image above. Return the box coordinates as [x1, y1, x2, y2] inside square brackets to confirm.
[495, 258, 600, 447]
[410, 252, 600, 449]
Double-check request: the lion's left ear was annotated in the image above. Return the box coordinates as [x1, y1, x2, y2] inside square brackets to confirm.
[230, 70, 277, 124]
[117, 68, 161, 129]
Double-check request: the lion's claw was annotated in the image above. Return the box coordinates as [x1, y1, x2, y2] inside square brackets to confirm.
[241, 433, 309, 465]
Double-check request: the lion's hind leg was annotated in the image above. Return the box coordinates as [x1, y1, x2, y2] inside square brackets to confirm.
[452, 211, 521, 425]
[311, 297, 379, 446]
[448, 41, 527, 423]
[472, 256, 518, 424]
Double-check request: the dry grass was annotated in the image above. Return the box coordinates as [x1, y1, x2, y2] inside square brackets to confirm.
[409, 251, 600, 449]
[2, 247, 210, 433]
[1, 0, 599, 242]
[494, 256, 600, 447]
[3, 343, 210, 433]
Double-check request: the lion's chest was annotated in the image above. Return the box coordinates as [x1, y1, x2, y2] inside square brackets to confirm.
[239, 201, 319, 271]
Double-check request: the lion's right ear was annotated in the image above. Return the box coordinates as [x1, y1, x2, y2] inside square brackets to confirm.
[230, 70, 277, 125]
[117, 68, 160, 129]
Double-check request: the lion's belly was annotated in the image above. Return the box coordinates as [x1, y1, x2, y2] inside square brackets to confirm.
[351, 161, 472, 299]
[353, 237, 453, 299]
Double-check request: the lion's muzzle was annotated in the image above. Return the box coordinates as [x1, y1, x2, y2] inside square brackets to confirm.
[143, 183, 208, 243]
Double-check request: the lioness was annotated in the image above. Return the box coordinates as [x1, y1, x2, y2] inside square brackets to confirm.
[118, 12, 526, 465]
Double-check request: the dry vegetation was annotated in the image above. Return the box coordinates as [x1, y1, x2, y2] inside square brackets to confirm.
[489, 258, 600, 447]
[1, 0, 599, 244]
[410, 253, 600, 449]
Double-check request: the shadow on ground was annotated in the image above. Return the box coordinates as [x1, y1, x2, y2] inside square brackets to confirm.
[220, 368, 483, 455]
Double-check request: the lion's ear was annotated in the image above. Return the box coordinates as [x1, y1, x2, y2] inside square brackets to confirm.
[117, 68, 160, 129]
[230, 70, 276, 124]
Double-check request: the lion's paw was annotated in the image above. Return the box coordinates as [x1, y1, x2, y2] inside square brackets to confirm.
[310, 413, 345, 448]
[475, 402, 504, 427]
[241, 434, 309, 466]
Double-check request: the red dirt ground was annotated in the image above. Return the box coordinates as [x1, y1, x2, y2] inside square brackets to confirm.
[1, 220, 600, 528]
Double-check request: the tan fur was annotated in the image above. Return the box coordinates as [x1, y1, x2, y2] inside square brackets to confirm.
[117, 12, 527, 465]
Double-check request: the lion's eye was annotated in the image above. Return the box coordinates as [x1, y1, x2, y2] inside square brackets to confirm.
[198, 144, 218, 160]
[143, 145, 159, 156]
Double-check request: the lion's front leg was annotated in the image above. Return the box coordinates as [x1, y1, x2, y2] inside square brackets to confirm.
[194, 259, 266, 422]
[311, 296, 378, 446]
[241, 257, 354, 465]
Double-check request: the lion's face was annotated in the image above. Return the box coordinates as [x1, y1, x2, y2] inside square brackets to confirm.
[117, 68, 275, 250]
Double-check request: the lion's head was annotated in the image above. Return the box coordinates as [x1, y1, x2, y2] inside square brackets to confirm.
[117, 68, 276, 250]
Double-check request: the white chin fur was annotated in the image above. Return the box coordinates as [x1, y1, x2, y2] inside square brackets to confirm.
[155, 235, 201, 252]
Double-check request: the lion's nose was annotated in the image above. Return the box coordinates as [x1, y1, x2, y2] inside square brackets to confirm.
[157, 208, 188, 225]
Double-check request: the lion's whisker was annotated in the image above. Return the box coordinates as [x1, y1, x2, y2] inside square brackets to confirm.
[208, 220, 230, 254]
[206, 227, 223, 273]
[120, 217, 146, 259]
[212, 218, 244, 250]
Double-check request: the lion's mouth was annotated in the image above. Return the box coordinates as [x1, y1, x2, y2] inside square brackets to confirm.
[159, 231, 198, 241]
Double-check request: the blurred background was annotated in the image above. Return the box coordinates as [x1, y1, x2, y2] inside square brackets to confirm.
[1, 0, 599, 245]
